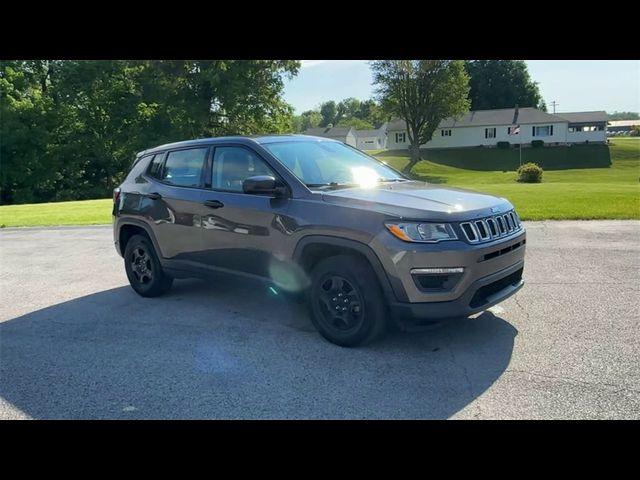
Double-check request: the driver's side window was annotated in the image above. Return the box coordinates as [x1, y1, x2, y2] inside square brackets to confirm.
[211, 146, 275, 192]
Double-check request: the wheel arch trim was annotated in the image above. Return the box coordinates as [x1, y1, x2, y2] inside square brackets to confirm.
[292, 235, 406, 303]
[115, 218, 165, 262]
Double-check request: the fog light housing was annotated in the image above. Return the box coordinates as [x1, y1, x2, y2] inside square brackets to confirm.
[410, 267, 464, 275]
[411, 267, 465, 292]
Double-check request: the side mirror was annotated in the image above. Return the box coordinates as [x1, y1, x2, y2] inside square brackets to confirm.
[242, 175, 288, 197]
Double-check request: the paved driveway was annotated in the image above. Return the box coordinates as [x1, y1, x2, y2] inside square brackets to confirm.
[0, 221, 638, 419]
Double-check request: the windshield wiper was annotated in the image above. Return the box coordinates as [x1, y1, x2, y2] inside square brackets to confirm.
[305, 182, 356, 190]
[305, 183, 331, 188]
[306, 179, 407, 189]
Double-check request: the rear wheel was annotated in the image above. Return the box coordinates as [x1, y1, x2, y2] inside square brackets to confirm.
[308, 255, 387, 347]
[124, 234, 173, 297]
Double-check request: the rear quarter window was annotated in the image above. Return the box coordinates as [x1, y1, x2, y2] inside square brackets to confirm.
[147, 154, 165, 180]
[126, 154, 155, 183]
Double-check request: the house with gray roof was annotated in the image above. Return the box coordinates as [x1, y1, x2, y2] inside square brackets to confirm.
[385, 107, 607, 150]
[355, 122, 388, 150]
[303, 126, 357, 147]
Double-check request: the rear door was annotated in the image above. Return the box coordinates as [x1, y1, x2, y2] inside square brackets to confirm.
[198, 144, 292, 279]
[142, 146, 210, 263]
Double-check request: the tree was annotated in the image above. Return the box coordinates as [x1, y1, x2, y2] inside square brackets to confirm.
[301, 98, 387, 132]
[608, 111, 639, 120]
[319, 101, 338, 127]
[292, 110, 322, 132]
[464, 60, 544, 111]
[371, 60, 470, 173]
[356, 99, 388, 127]
[336, 117, 374, 130]
[0, 60, 300, 204]
[336, 97, 361, 123]
[0, 60, 60, 204]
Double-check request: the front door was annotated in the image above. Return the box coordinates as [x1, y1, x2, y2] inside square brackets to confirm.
[198, 145, 292, 279]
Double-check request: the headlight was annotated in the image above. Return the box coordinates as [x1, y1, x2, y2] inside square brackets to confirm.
[385, 222, 458, 243]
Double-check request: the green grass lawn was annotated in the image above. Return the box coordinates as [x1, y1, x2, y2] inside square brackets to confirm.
[375, 137, 640, 220]
[0, 138, 638, 226]
[0, 199, 113, 227]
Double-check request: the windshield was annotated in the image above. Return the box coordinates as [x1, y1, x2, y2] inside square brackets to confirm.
[263, 140, 405, 188]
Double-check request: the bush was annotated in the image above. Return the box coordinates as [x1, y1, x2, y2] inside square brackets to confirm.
[531, 140, 544, 148]
[497, 141, 510, 149]
[517, 162, 543, 183]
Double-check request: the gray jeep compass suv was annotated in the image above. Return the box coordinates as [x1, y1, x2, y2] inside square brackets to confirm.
[113, 135, 525, 346]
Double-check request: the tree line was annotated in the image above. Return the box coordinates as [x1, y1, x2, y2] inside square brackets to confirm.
[292, 60, 545, 135]
[1, 60, 299, 205]
[1, 59, 545, 204]
[292, 98, 389, 132]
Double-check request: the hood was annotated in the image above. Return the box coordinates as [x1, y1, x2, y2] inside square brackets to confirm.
[321, 181, 513, 221]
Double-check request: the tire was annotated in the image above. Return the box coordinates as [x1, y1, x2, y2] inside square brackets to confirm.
[307, 254, 388, 347]
[124, 234, 173, 297]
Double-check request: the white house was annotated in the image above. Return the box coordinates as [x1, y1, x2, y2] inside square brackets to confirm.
[385, 107, 607, 150]
[554, 111, 608, 143]
[607, 119, 639, 134]
[303, 126, 357, 147]
[355, 122, 388, 150]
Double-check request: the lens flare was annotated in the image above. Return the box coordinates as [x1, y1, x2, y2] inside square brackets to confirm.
[268, 258, 310, 292]
[350, 166, 380, 188]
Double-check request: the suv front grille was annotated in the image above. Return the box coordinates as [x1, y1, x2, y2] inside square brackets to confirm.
[460, 210, 522, 244]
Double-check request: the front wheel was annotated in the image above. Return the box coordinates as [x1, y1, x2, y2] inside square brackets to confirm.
[124, 234, 173, 297]
[308, 255, 387, 347]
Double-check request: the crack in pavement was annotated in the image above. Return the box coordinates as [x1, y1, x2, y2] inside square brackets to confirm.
[444, 330, 482, 419]
[513, 294, 531, 322]
[505, 369, 640, 396]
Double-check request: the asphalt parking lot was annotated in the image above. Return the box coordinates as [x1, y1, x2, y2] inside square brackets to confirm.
[1, 221, 638, 419]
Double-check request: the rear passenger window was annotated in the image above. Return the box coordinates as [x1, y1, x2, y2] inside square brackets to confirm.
[148, 154, 164, 180]
[161, 148, 208, 187]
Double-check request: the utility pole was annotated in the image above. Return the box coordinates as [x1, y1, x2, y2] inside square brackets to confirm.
[550, 101, 560, 114]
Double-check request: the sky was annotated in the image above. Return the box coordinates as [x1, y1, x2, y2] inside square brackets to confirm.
[283, 60, 640, 115]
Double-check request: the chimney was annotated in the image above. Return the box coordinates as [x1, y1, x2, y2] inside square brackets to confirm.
[513, 104, 519, 124]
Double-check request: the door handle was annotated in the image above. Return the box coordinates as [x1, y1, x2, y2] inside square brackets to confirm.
[146, 192, 162, 200]
[203, 199, 224, 209]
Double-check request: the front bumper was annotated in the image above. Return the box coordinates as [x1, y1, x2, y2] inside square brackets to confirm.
[389, 259, 524, 323]
[372, 227, 526, 304]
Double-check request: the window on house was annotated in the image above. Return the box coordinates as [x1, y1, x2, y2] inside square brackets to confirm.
[395, 132, 406, 143]
[533, 125, 553, 137]
[441, 129, 452, 137]
[485, 128, 496, 139]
